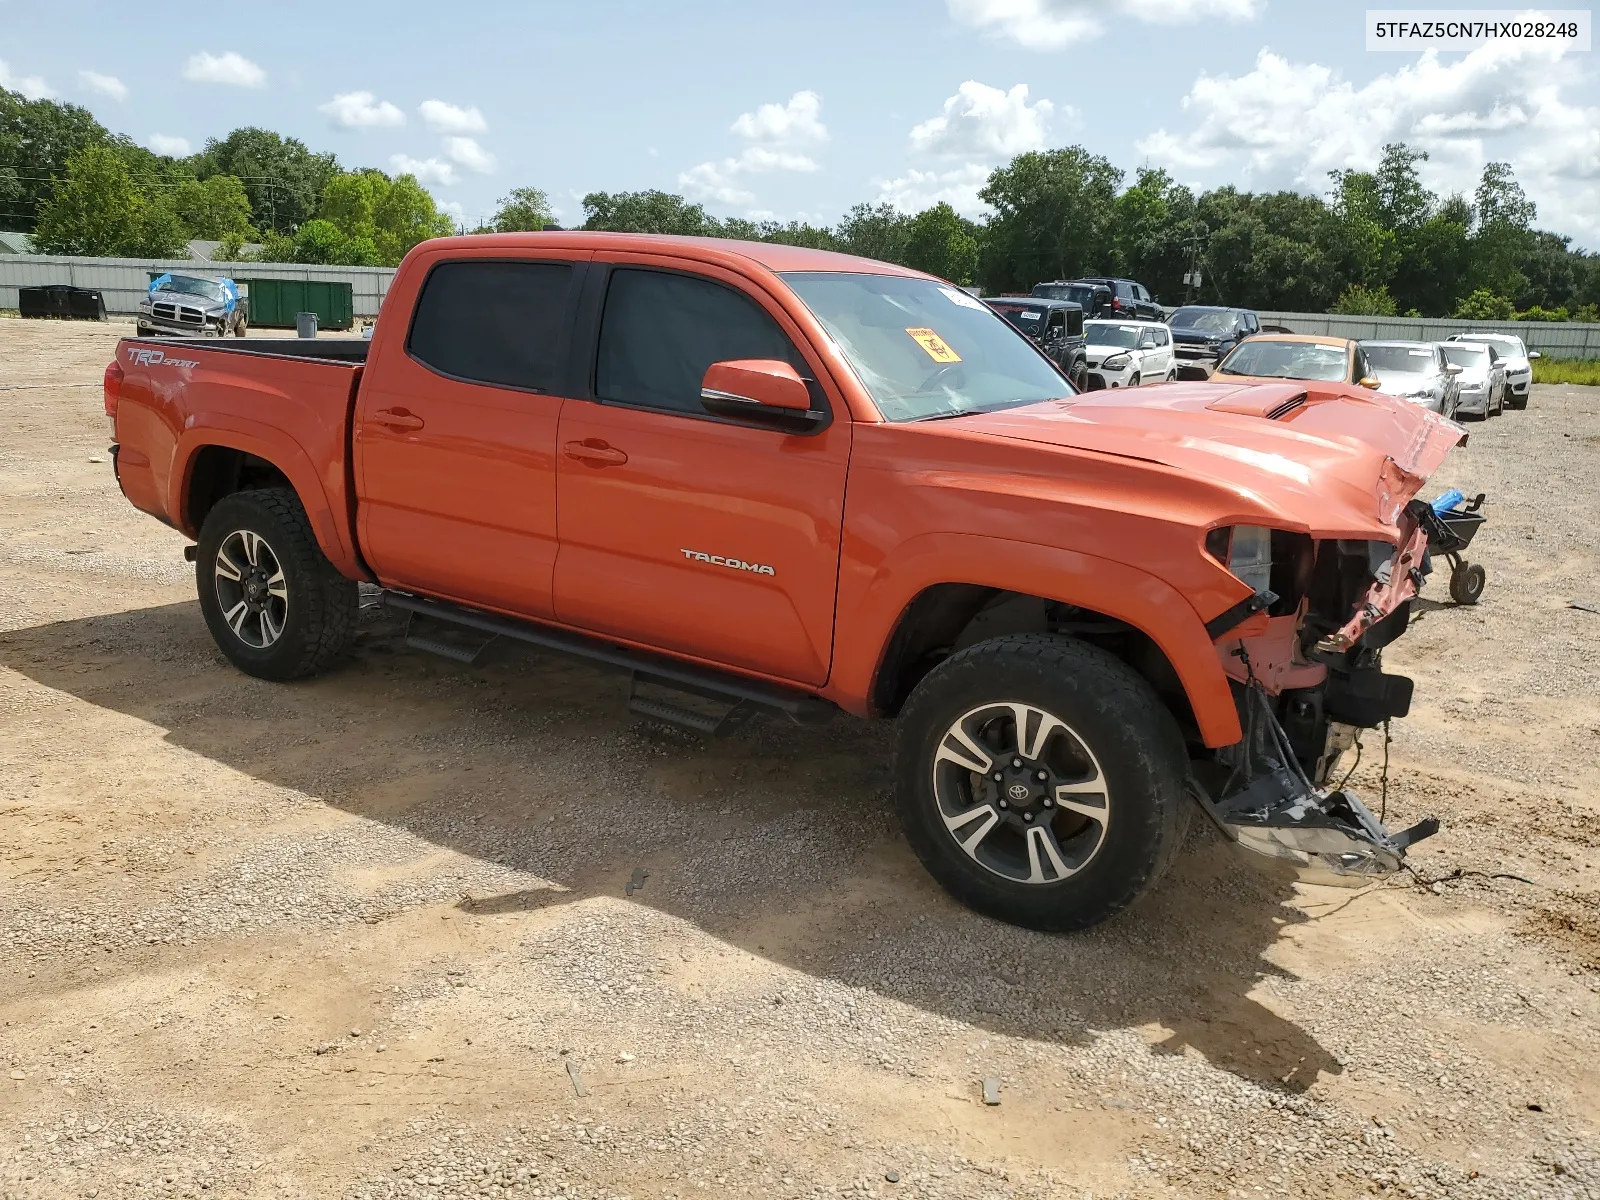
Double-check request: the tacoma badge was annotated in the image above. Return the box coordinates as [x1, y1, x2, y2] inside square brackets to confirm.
[679, 549, 776, 576]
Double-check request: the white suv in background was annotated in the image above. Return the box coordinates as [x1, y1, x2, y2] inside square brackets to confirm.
[1446, 333, 1539, 409]
[1084, 319, 1176, 389]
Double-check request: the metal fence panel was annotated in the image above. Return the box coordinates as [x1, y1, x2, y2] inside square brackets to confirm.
[1254, 311, 1600, 359]
[0, 255, 394, 319]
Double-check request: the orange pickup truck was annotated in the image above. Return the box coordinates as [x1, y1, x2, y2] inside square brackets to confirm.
[105, 233, 1463, 931]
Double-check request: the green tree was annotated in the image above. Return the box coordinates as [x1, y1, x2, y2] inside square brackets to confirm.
[1111, 168, 1200, 304]
[580, 190, 721, 235]
[902, 202, 979, 284]
[192, 128, 338, 234]
[834, 203, 914, 263]
[1453, 288, 1515, 320]
[0, 89, 112, 231]
[32, 144, 186, 257]
[978, 146, 1122, 293]
[174, 174, 254, 240]
[1330, 282, 1399, 315]
[318, 169, 387, 243]
[292, 218, 347, 264]
[1468, 161, 1535, 302]
[371, 174, 455, 265]
[491, 186, 554, 232]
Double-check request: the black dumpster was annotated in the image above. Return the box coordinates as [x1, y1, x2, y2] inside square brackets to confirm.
[19, 285, 107, 320]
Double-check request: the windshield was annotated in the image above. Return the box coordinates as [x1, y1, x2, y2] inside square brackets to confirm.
[155, 276, 226, 303]
[1218, 340, 1348, 382]
[1443, 344, 1488, 368]
[1364, 345, 1436, 373]
[1462, 335, 1524, 359]
[782, 271, 1073, 422]
[1170, 308, 1236, 333]
[1085, 322, 1144, 349]
[1032, 283, 1096, 308]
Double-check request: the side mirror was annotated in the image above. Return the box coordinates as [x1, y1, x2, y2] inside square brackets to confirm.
[1358, 376, 1382, 390]
[1139, 337, 1157, 349]
[1528, 350, 1542, 359]
[1444, 364, 1462, 376]
[701, 359, 820, 426]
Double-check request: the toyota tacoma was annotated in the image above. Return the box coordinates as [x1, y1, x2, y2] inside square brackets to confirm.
[103, 234, 1461, 932]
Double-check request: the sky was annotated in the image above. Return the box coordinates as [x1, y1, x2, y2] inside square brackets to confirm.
[2, 0, 1597, 247]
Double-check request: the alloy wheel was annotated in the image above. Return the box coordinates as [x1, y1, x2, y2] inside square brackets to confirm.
[214, 529, 288, 648]
[931, 702, 1111, 885]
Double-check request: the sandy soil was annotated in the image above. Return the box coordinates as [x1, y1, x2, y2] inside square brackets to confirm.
[2, 317, 1598, 1200]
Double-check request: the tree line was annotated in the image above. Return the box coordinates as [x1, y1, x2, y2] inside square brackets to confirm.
[4, 88, 1596, 320]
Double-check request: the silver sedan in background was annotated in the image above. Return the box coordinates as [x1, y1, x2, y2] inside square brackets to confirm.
[1360, 340, 1461, 418]
[1440, 341, 1507, 419]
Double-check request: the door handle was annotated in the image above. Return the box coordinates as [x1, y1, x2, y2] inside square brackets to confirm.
[373, 408, 424, 431]
[563, 439, 628, 466]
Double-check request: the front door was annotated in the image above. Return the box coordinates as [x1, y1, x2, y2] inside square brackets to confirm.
[353, 251, 588, 617]
[552, 261, 850, 686]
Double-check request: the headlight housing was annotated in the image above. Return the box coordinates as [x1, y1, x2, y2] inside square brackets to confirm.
[1102, 352, 1131, 370]
[1205, 525, 1314, 617]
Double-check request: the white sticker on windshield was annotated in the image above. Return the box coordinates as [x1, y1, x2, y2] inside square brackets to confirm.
[939, 286, 986, 311]
[1409, 349, 1432, 357]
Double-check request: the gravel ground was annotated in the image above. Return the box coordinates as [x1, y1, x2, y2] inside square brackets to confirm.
[2, 317, 1598, 1200]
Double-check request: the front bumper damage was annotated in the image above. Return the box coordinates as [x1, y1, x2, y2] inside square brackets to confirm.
[1194, 685, 1438, 885]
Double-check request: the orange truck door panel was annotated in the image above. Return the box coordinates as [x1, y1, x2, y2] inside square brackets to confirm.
[553, 263, 849, 686]
[353, 252, 589, 617]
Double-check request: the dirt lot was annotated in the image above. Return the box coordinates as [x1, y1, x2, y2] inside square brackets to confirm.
[2, 317, 1598, 1200]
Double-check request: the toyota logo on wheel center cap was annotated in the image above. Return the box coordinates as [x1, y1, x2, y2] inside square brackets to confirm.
[1006, 783, 1031, 802]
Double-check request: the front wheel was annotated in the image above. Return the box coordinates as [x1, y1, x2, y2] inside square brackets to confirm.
[1449, 561, 1486, 605]
[233, 313, 248, 337]
[1128, 372, 1141, 388]
[196, 487, 358, 681]
[894, 634, 1191, 932]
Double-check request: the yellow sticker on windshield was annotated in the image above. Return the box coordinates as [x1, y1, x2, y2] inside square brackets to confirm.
[905, 327, 962, 363]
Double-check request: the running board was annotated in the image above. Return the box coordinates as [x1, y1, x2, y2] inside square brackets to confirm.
[381, 590, 835, 729]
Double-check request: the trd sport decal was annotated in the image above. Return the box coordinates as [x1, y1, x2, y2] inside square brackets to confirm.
[679, 549, 776, 576]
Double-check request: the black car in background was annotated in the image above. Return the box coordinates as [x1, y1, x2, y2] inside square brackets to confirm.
[1069, 277, 1163, 321]
[1168, 305, 1260, 368]
[986, 296, 1090, 390]
[1030, 279, 1113, 319]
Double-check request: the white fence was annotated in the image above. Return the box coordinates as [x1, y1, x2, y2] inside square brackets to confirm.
[0, 255, 396, 318]
[1254, 310, 1600, 359]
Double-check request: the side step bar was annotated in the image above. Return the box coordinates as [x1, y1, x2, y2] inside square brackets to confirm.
[381, 590, 835, 732]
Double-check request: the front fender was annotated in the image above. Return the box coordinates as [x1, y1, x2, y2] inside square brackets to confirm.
[828, 531, 1242, 747]
[171, 416, 361, 578]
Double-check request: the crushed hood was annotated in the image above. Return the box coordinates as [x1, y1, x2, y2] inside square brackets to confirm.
[961, 380, 1466, 540]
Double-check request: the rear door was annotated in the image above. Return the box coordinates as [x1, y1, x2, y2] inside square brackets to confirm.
[552, 258, 850, 686]
[353, 249, 589, 617]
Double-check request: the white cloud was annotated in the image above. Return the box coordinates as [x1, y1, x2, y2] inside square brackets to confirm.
[1138, 40, 1600, 245]
[680, 90, 826, 206]
[319, 90, 404, 129]
[79, 70, 127, 101]
[419, 99, 487, 134]
[948, 0, 1259, 49]
[0, 58, 54, 99]
[148, 133, 193, 157]
[390, 154, 459, 187]
[910, 82, 1055, 160]
[875, 164, 994, 217]
[443, 136, 497, 174]
[182, 51, 266, 88]
[439, 200, 466, 222]
[730, 90, 827, 145]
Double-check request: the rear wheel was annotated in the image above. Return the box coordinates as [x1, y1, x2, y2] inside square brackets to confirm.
[1069, 359, 1088, 391]
[894, 634, 1190, 932]
[196, 487, 357, 681]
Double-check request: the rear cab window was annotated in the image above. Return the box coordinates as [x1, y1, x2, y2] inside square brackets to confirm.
[408, 260, 576, 392]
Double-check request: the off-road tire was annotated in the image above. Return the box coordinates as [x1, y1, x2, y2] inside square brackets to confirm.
[894, 633, 1191, 932]
[196, 487, 357, 681]
[234, 313, 248, 337]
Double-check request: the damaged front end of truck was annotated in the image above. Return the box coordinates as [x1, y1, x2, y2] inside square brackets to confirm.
[1194, 496, 1450, 885]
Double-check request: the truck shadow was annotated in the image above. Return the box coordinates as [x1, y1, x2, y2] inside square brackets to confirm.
[0, 600, 1344, 1095]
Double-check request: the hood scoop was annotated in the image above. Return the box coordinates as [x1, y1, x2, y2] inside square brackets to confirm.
[1205, 384, 1310, 421]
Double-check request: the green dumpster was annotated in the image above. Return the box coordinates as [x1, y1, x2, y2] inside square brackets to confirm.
[237, 278, 355, 331]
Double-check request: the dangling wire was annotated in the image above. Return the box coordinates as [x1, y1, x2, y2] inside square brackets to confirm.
[1335, 733, 1364, 792]
[1379, 718, 1392, 822]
